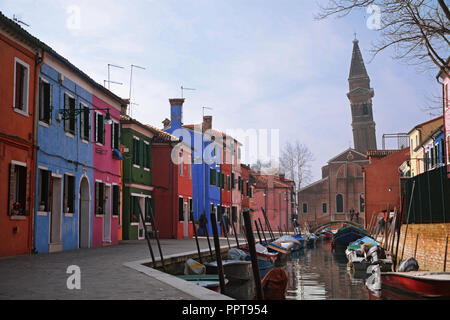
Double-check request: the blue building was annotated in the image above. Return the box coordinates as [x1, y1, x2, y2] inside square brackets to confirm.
[34, 52, 125, 253]
[423, 126, 445, 172]
[165, 99, 221, 235]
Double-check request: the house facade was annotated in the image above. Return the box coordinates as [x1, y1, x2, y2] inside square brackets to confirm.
[120, 115, 154, 240]
[0, 14, 40, 257]
[437, 60, 449, 177]
[152, 125, 194, 239]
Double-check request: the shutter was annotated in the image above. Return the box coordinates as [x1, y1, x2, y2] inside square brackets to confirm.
[44, 82, 51, 123]
[111, 121, 114, 149]
[8, 164, 15, 215]
[38, 78, 43, 121]
[64, 94, 69, 131]
[95, 182, 99, 214]
[49, 175, 53, 212]
[80, 104, 85, 138]
[63, 175, 68, 213]
[102, 183, 106, 214]
[48, 83, 53, 125]
[25, 166, 30, 216]
[95, 113, 98, 142]
[101, 115, 105, 144]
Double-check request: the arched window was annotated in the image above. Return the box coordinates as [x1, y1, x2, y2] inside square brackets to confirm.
[336, 194, 344, 213]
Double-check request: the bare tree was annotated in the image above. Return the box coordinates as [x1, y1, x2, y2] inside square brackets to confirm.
[316, 0, 450, 76]
[279, 141, 314, 190]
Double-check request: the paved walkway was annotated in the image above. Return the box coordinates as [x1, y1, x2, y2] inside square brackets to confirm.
[0, 237, 242, 300]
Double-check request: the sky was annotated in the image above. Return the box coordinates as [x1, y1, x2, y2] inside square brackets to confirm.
[0, 0, 442, 184]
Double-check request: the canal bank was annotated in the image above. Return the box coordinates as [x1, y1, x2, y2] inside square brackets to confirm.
[0, 238, 238, 300]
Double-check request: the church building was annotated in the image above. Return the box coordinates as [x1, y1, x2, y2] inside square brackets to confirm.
[298, 38, 376, 226]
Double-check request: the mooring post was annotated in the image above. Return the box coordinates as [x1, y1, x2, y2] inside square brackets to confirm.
[231, 221, 240, 248]
[414, 233, 419, 259]
[243, 209, 264, 300]
[444, 234, 448, 272]
[258, 218, 268, 243]
[210, 212, 226, 294]
[202, 211, 214, 259]
[148, 203, 166, 272]
[222, 216, 231, 249]
[254, 220, 263, 243]
[138, 205, 156, 268]
[192, 220, 203, 264]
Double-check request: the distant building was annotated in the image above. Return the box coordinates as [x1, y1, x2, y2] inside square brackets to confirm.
[437, 58, 449, 177]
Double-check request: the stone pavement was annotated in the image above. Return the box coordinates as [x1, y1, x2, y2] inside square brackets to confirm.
[0, 237, 242, 300]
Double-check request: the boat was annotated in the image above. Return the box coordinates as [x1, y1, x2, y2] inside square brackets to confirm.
[265, 241, 291, 255]
[205, 260, 252, 281]
[380, 272, 450, 298]
[345, 236, 393, 272]
[177, 274, 229, 293]
[332, 225, 368, 249]
[275, 235, 303, 251]
[253, 268, 288, 300]
[321, 228, 333, 240]
[292, 234, 306, 248]
[306, 233, 318, 247]
[242, 243, 279, 264]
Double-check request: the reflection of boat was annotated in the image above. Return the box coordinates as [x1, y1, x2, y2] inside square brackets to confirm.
[380, 272, 450, 298]
[253, 268, 288, 300]
[177, 274, 229, 292]
[205, 260, 252, 281]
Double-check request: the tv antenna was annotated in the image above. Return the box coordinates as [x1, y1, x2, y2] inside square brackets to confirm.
[104, 80, 123, 88]
[181, 86, 196, 98]
[107, 64, 124, 90]
[202, 106, 213, 117]
[129, 64, 146, 116]
[13, 14, 30, 27]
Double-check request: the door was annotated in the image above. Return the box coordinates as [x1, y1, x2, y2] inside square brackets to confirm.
[138, 197, 145, 240]
[79, 177, 90, 248]
[103, 185, 111, 242]
[183, 201, 189, 238]
[50, 176, 62, 244]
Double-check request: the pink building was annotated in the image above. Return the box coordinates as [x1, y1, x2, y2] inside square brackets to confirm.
[252, 173, 296, 233]
[437, 58, 450, 177]
[91, 95, 125, 247]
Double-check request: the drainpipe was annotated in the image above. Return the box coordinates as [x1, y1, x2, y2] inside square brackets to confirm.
[31, 49, 45, 253]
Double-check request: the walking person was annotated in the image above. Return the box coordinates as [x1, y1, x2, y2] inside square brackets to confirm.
[198, 212, 208, 236]
[355, 211, 359, 223]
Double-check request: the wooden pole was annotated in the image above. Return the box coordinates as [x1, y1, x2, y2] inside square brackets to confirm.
[222, 216, 231, 249]
[444, 234, 449, 272]
[231, 221, 240, 249]
[138, 205, 156, 268]
[210, 212, 226, 294]
[254, 220, 263, 243]
[203, 211, 214, 259]
[401, 181, 416, 263]
[243, 209, 264, 300]
[261, 207, 275, 241]
[148, 203, 166, 272]
[413, 233, 419, 259]
[394, 195, 407, 271]
[384, 204, 390, 248]
[192, 220, 203, 264]
[258, 218, 268, 243]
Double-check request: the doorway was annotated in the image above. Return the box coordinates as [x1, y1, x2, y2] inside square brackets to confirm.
[50, 176, 62, 250]
[79, 177, 90, 248]
[103, 185, 111, 242]
[183, 201, 189, 238]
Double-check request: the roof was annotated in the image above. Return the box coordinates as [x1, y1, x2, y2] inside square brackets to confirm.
[349, 39, 369, 80]
[146, 124, 180, 144]
[366, 149, 398, 158]
[408, 115, 443, 135]
[0, 11, 126, 107]
[183, 124, 243, 146]
[327, 148, 368, 163]
[120, 114, 155, 137]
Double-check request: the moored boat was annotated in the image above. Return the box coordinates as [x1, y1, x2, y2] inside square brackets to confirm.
[332, 225, 368, 249]
[380, 272, 450, 298]
[205, 260, 252, 281]
[253, 268, 288, 300]
[177, 274, 229, 293]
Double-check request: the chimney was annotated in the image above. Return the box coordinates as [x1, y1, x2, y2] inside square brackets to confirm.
[169, 98, 185, 130]
[162, 118, 171, 130]
[202, 115, 212, 132]
[121, 99, 130, 116]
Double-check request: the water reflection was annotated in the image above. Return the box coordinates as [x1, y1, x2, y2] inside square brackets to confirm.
[285, 241, 372, 300]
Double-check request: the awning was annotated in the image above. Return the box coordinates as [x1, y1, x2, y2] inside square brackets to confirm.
[113, 148, 124, 160]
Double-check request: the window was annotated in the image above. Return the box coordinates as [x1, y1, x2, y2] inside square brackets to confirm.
[210, 168, 216, 186]
[232, 206, 237, 223]
[131, 196, 140, 223]
[145, 197, 153, 223]
[80, 104, 90, 141]
[112, 185, 120, 216]
[64, 93, 76, 134]
[63, 174, 75, 214]
[302, 203, 308, 214]
[38, 169, 51, 212]
[8, 163, 27, 216]
[179, 152, 183, 176]
[14, 58, 29, 114]
[189, 198, 193, 222]
[210, 204, 216, 219]
[362, 103, 368, 115]
[133, 137, 140, 166]
[95, 181, 105, 215]
[111, 122, 120, 150]
[445, 83, 448, 109]
[179, 197, 184, 222]
[231, 173, 235, 189]
[227, 176, 231, 191]
[143, 141, 150, 169]
[336, 194, 344, 213]
[95, 112, 105, 144]
[38, 78, 52, 124]
[322, 203, 327, 213]
[188, 159, 192, 179]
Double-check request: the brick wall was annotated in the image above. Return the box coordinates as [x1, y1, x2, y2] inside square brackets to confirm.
[396, 223, 450, 271]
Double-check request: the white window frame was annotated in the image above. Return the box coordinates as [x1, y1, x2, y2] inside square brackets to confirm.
[13, 57, 30, 116]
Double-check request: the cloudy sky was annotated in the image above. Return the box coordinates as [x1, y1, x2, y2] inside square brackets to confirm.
[0, 0, 441, 183]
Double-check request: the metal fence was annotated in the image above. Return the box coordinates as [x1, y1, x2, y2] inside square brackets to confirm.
[404, 167, 450, 224]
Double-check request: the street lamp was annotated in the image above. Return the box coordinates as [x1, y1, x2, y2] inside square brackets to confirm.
[58, 107, 112, 124]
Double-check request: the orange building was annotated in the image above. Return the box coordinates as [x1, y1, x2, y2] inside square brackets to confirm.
[0, 14, 42, 256]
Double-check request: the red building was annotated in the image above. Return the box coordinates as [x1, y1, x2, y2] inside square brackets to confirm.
[151, 126, 194, 239]
[363, 148, 410, 228]
[252, 173, 295, 233]
[240, 164, 252, 210]
[0, 15, 41, 257]
[220, 142, 232, 227]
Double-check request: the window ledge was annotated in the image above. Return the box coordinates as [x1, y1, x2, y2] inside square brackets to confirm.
[65, 213, 74, 218]
[39, 121, 50, 128]
[10, 215, 27, 220]
[95, 214, 105, 218]
[13, 108, 29, 117]
[37, 211, 48, 216]
[133, 164, 141, 169]
[65, 132, 75, 139]
[81, 139, 90, 144]
[144, 168, 150, 172]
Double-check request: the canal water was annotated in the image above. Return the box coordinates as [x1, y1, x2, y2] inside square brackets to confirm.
[225, 240, 422, 300]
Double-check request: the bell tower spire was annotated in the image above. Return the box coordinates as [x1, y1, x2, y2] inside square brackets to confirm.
[347, 37, 377, 154]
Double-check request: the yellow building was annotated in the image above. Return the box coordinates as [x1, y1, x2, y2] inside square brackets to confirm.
[408, 116, 443, 176]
